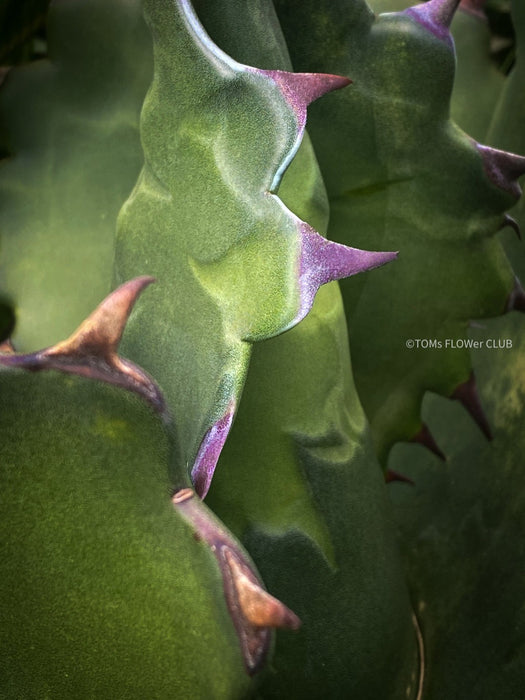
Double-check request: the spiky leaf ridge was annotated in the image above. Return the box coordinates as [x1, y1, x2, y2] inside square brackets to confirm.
[274, 0, 525, 462]
[193, 1, 419, 695]
[115, 0, 395, 496]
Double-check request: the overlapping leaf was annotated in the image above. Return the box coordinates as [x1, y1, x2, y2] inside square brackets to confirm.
[389, 312, 525, 698]
[0, 0, 320, 686]
[115, 0, 393, 498]
[274, 0, 525, 463]
[0, 370, 253, 698]
[194, 1, 419, 695]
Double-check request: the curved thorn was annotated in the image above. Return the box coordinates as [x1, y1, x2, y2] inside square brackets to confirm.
[451, 371, 493, 440]
[191, 404, 235, 499]
[505, 277, 525, 313]
[476, 144, 525, 199]
[47, 275, 155, 358]
[260, 70, 351, 131]
[0, 277, 166, 414]
[405, 0, 461, 42]
[224, 549, 301, 630]
[500, 214, 522, 240]
[386, 469, 415, 485]
[172, 489, 300, 675]
[296, 223, 397, 324]
[411, 423, 446, 461]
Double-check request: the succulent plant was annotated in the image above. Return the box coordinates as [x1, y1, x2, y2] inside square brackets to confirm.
[1, 0, 524, 698]
[273, 0, 525, 464]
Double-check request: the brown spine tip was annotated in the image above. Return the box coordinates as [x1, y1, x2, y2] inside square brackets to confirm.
[451, 371, 493, 440]
[172, 490, 301, 675]
[385, 470, 415, 485]
[0, 277, 166, 414]
[476, 144, 525, 199]
[411, 423, 446, 461]
[224, 549, 301, 631]
[500, 214, 522, 241]
[47, 275, 156, 358]
[505, 277, 525, 313]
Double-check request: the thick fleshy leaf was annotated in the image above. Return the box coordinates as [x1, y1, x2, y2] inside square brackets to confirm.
[0, 370, 255, 697]
[192, 2, 418, 695]
[389, 312, 525, 698]
[115, 0, 393, 495]
[0, 0, 309, 683]
[274, 0, 523, 462]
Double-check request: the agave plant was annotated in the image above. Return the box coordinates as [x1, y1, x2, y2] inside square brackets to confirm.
[0, 0, 524, 698]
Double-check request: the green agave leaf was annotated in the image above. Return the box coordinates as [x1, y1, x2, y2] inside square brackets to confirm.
[191, 2, 419, 695]
[0, 0, 153, 350]
[274, 0, 524, 463]
[0, 368, 255, 698]
[115, 0, 393, 499]
[487, 0, 525, 282]
[0, 277, 305, 686]
[389, 312, 525, 698]
[214, 286, 420, 699]
[0, 0, 311, 682]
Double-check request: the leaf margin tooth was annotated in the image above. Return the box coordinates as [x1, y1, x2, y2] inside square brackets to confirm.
[295, 222, 398, 326]
[172, 488, 301, 676]
[404, 0, 461, 43]
[191, 404, 236, 499]
[450, 371, 493, 441]
[476, 144, 525, 199]
[258, 69, 351, 132]
[0, 276, 166, 414]
[411, 422, 446, 461]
